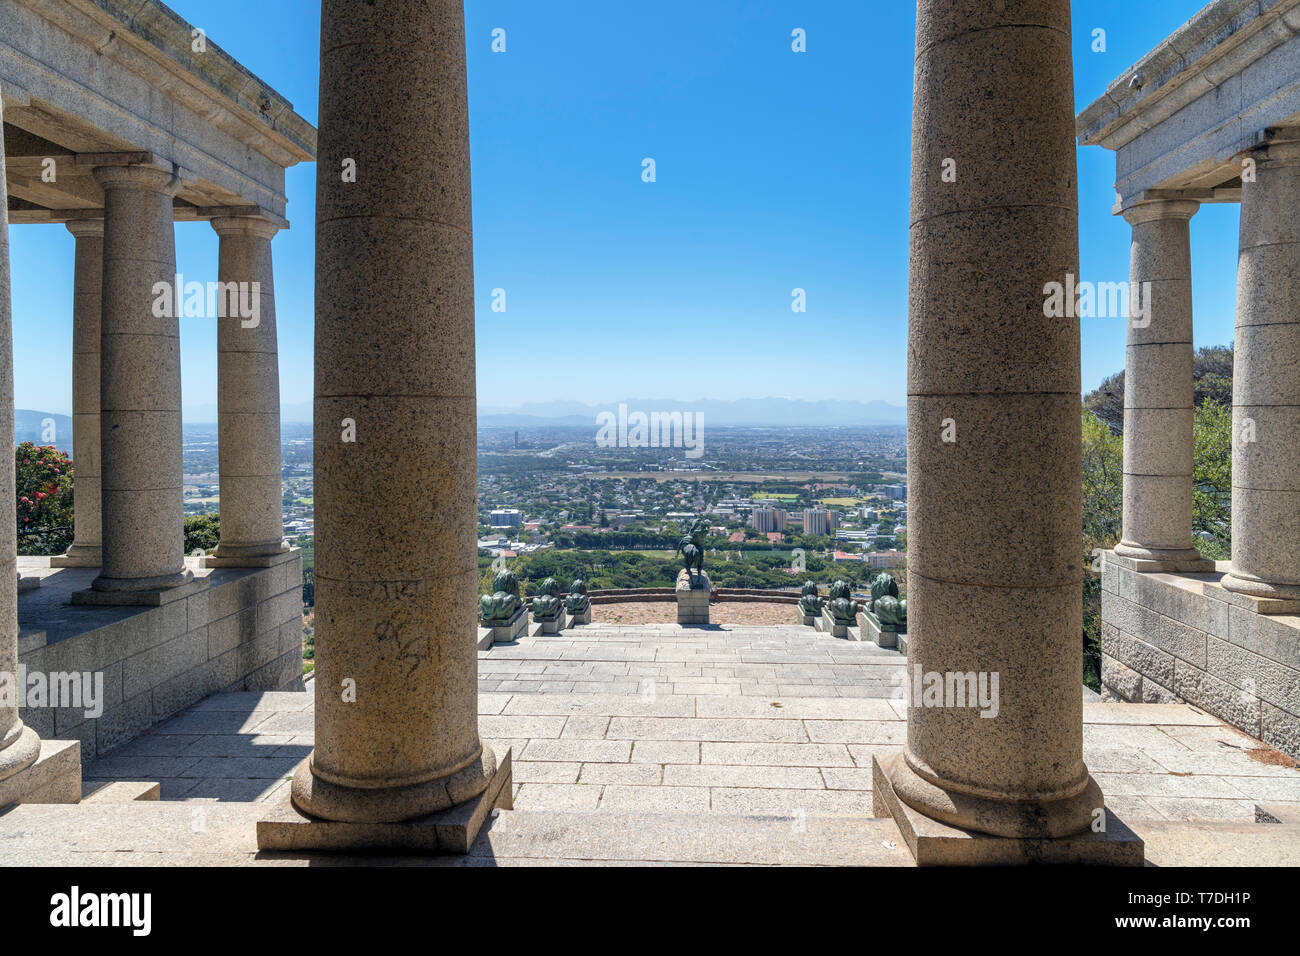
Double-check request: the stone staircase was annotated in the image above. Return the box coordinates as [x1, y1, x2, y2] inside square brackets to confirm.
[4, 623, 1300, 865]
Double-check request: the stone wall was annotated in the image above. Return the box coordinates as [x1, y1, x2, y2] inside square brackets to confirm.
[17, 553, 303, 762]
[1100, 552, 1300, 757]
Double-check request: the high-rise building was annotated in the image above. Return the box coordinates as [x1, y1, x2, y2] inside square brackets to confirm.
[803, 508, 830, 536]
[488, 508, 523, 529]
[751, 507, 788, 533]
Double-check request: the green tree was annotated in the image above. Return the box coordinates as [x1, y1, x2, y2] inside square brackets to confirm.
[16, 443, 74, 555]
[1081, 409, 1123, 555]
[184, 513, 221, 554]
[1192, 400, 1232, 560]
[1080, 409, 1123, 694]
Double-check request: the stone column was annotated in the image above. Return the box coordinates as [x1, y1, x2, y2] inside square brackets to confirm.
[289, 0, 500, 823]
[82, 164, 193, 600]
[52, 219, 104, 567]
[879, 0, 1106, 844]
[1222, 139, 1300, 601]
[1113, 200, 1212, 571]
[0, 93, 41, 783]
[207, 216, 289, 566]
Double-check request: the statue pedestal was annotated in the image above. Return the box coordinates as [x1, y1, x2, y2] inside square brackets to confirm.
[484, 605, 528, 644]
[568, 608, 591, 626]
[676, 569, 712, 625]
[796, 609, 818, 627]
[861, 611, 902, 650]
[533, 614, 564, 636]
[819, 607, 862, 641]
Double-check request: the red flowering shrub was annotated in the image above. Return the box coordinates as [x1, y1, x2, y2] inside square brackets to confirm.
[16, 442, 74, 555]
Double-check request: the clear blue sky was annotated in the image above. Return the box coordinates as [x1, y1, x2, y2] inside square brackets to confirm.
[8, 0, 1239, 419]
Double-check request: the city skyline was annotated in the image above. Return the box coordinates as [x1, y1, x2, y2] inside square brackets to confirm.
[9, 0, 1240, 418]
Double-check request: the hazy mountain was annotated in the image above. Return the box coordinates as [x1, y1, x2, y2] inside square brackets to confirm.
[477, 398, 907, 427]
[172, 397, 907, 427]
[15, 409, 74, 454]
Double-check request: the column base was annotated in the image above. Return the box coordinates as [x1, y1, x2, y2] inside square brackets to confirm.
[202, 544, 296, 569]
[1219, 571, 1300, 603]
[1112, 543, 1215, 574]
[0, 736, 80, 807]
[289, 744, 502, 824]
[50, 543, 102, 568]
[259, 748, 512, 854]
[0, 725, 42, 784]
[872, 751, 1143, 865]
[204, 539, 292, 568]
[72, 572, 205, 607]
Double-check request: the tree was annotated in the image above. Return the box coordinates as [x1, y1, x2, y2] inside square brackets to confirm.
[16, 443, 74, 556]
[1080, 409, 1122, 556]
[1084, 344, 1235, 435]
[1082, 371, 1125, 433]
[1193, 400, 1232, 560]
[1080, 409, 1122, 695]
[184, 513, 220, 554]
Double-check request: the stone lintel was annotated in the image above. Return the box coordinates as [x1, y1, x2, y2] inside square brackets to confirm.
[872, 751, 1144, 866]
[256, 749, 512, 855]
[70, 576, 209, 607]
[73, 150, 161, 169]
[1113, 186, 1243, 216]
[0, 739, 81, 809]
[12, 201, 289, 228]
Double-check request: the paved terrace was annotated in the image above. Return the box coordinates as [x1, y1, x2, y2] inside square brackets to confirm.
[4, 624, 1300, 865]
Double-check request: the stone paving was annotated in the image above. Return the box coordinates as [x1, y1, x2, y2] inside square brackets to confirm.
[78, 624, 1300, 825]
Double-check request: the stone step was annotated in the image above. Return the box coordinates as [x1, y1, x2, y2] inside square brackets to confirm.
[475, 808, 912, 865]
[81, 780, 161, 804]
[1, 797, 1296, 865]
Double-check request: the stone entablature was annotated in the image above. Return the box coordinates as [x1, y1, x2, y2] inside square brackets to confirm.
[0, 0, 316, 222]
[1077, 0, 1300, 208]
[1101, 552, 1300, 758]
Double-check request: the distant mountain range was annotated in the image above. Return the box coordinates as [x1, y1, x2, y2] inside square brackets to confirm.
[20, 397, 905, 441]
[15, 409, 74, 454]
[477, 398, 907, 427]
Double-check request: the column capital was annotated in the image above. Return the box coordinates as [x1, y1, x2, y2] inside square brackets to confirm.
[1247, 136, 1300, 170]
[210, 215, 280, 240]
[91, 164, 181, 197]
[1121, 198, 1200, 226]
[64, 219, 104, 239]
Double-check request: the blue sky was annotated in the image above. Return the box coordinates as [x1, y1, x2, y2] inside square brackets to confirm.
[8, 0, 1239, 419]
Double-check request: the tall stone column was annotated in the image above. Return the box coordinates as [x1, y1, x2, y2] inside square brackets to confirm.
[287, 0, 502, 825]
[80, 164, 193, 600]
[1113, 200, 1212, 571]
[207, 216, 289, 566]
[1222, 139, 1300, 601]
[0, 93, 41, 783]
[53, 219, 104, 568]
[875, 0, 1118, 856]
